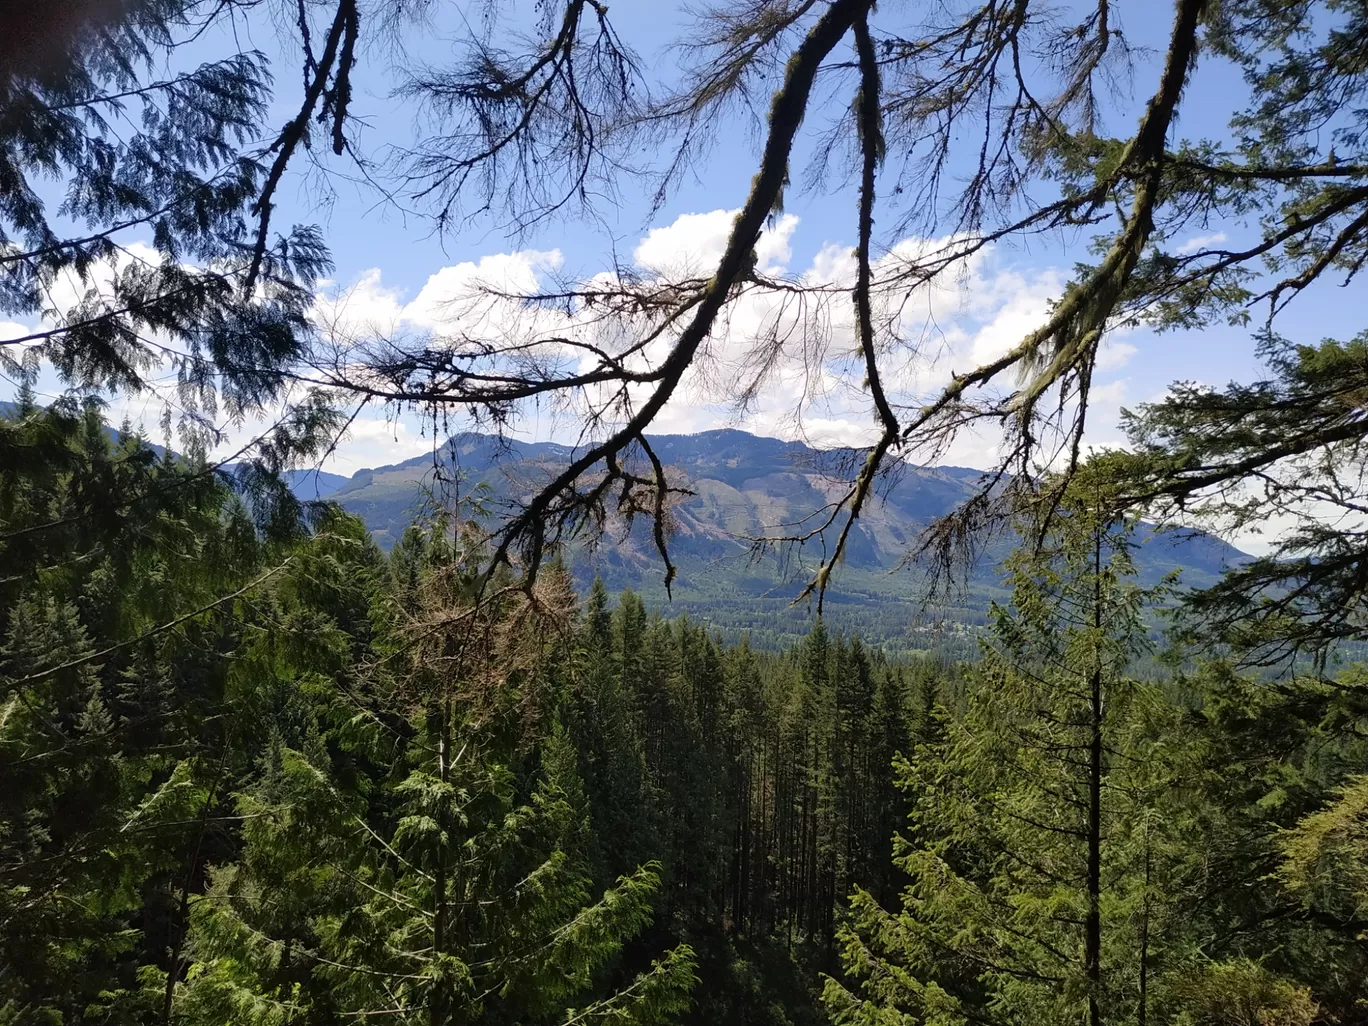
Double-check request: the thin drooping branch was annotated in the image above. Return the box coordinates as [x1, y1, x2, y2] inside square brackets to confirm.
[1123, 416, 1368, 511]
[404, 0, 642, 232]
[1010, 0, 1206, 419]
[246, 0, 359, 294]
[481, 0, 873, 588]
[909, 0, 1207, 573]
[793, 13, 896, 613]
[639, 435, 679, 598]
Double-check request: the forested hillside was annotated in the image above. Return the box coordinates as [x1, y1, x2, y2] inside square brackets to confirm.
[5, 401, 1367, 1024]
[7, 0, 1368, 1022]
[306, 429, 1249, 650]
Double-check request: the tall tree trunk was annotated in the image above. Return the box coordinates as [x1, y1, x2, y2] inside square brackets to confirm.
[162, 754, 226, 1026]
[1139, 839, 1151, 1026]
[431, 696, 451, 1026]
[1086, 528, 1104, 1026]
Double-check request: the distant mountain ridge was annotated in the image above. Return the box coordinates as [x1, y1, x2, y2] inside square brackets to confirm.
[333, 429, 989, 561]
[1, 399, 1247, 649]
[317, 428, 1246, 648]
[328, 427, 1242, 570]
[282, 467, 350, 498]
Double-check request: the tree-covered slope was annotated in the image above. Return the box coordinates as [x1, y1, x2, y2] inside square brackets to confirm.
[322, 429, 1247, 650]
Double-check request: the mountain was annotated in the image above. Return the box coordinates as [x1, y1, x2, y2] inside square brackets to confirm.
[323, 429, 1248, 651]
[0, 398, 1243, 649]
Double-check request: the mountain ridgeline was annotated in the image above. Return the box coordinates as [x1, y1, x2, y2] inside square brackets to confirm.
[316, 429, 1245, 650]
[0, 399, 1240, 650]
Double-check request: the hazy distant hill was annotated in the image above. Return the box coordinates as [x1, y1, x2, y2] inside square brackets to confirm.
[322, 429, 1247, 650]
[331, 429, 985, 554]
[280, 467, 350, 498]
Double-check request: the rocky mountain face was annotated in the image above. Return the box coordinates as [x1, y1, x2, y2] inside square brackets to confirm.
[2, 397, 1241, 648]
[333, 429, 982, 559]
[322, 429, 1245, 650]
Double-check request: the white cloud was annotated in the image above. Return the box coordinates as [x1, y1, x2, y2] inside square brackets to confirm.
[1089, 378, 1128, 406]
[312, 249, 564, 339]
[1096, 337, 1137, 372]
[309, 212, 1136, 474]
[13, 210, 1136, 481]
[327, 414, 434, 473]
[633, 209, 733, 276]
[0, 320, 32, 349]
[967, 267, 1066, 367]
[756, 215, 800, 274]
[406, 249, 562, 329]
[1176, 231, 1227, 255]
[631, 210, 800, 278]
[311, 268, 410, 335]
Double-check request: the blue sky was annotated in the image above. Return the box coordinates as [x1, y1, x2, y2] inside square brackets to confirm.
[7, 1, 1360, 552]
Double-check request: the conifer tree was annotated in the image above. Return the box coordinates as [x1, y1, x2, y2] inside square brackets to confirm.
[566, 577, 656, 886]
[0, 0, 355, 483]
[171, 531, 696, 1026]
[0, 402, 277, 1022]
[823, 476, 1314, 1026]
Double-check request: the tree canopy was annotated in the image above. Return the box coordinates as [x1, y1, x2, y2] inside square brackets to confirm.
[6, 7, 1368, 1020]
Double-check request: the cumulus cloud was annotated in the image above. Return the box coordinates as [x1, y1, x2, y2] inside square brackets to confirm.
[1176, 231, 1228, 255]
[312, 249, 565, 339]
[966, 266, 1067, 367]
[632, 209, 799, 277]
[1089, 378, 1128, 406]
[326, 414, 434, 473]
[302, 209, 1147, 474]
[8, 208, 1141, 479]
[1096, 336, 1138, 372]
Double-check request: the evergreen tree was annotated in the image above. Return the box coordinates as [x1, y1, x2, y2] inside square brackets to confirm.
[14, 404, 1368, 1026]
[0, 0, 350, 460]
[565, 576, 656, 886]
[0, 403, 281, 1022]
[170, 531, 696, 1026]
[1115, 334, 1368, 663]
[823, 478, 1314, 1026]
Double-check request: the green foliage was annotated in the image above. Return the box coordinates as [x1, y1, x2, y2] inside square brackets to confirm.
[8, 409, 1368, 1026]
[0, 406, 695, 1026]
[1169, 960, 1319, 1026]
[824, 471, 1368, 1025]
[0, 0, 331, 426]
[12, 2, 1368, 1022]
[1279, 774, 1368, 922]
[1115, 332, 1368, 662]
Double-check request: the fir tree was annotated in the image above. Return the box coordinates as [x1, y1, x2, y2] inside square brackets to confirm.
[822, 476, 1313, 1026]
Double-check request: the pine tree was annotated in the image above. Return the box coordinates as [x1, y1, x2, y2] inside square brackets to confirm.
[823, 477, 1282, 1026]
[1115, 334, 1368, 663]
[0, 402, 388, 1023]
[566, 577, 656, 886]
[1280, 774, 1368, 931]
[1176, 661, 1368, 1021]
[864, 663, 915, 908]
[172, 537, 696, 1026]
[0, 1, 340, 434]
